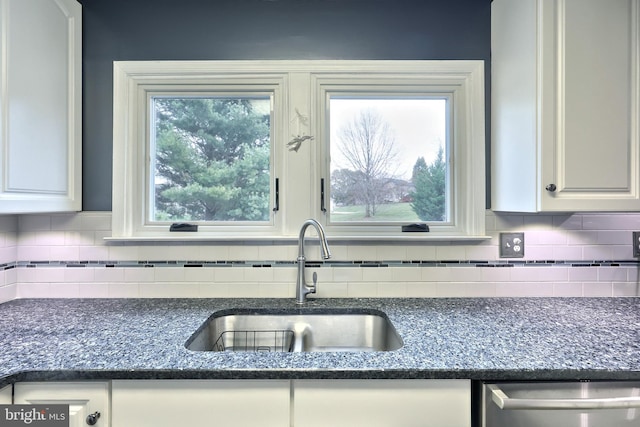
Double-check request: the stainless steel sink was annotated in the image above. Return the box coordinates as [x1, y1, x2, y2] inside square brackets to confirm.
[185, 308, 403, 353]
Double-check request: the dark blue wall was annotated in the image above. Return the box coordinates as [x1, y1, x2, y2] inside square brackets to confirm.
[80, 0, 491, 210]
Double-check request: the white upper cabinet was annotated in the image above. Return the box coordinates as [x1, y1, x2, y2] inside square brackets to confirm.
[0, 0, 81, 213]
[492, 0, 640, 212]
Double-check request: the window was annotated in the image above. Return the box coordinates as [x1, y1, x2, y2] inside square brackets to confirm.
[150, 95, 272, 223]
[111, 60, 485, 240]
[327, 96, 450, 224]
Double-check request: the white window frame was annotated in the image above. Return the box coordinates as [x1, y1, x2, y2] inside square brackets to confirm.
[110, 60, 486, 241]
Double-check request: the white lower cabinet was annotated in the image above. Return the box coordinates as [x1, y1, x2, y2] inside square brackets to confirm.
[13, 382, 110, 427]
[293, 379, 471, 427]
[0, 385, 11, 404]
[111, 379, 290, 427]
[15, 378, 470, 426]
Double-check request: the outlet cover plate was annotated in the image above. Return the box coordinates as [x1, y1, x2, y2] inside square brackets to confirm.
[500, 232, 525, 258]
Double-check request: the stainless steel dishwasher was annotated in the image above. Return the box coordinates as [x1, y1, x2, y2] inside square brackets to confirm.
[483, 381, 640, 426]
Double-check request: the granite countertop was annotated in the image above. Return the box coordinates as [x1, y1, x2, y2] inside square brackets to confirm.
[0, 297, 639, 387]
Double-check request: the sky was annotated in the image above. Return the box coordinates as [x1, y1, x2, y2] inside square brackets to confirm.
[329, 97, 448, 180]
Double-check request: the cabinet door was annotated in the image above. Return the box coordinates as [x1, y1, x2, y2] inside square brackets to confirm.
[112, 379, 290, 427]
[0, 385, 11, 404]
[492, 0, 640, 212]
[0, 0, 81, 213]
[293, 379, 471, 427]
[14, 382, 110, 427]
[541, 0, 640, 211]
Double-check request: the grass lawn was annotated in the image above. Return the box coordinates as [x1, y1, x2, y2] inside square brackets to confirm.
[331, 202, 421, 221]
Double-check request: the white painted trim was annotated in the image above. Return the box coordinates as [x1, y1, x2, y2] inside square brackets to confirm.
[112, 60, 486, 240]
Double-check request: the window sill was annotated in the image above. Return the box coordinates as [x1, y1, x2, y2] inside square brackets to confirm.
[104, 234, 491, 243]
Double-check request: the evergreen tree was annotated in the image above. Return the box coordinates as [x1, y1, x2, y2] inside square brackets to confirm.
[410, 147, 446, 221]
[154, 98, 271, 221]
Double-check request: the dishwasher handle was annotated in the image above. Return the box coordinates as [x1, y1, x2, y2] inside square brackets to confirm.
[488, 384, 640, 410]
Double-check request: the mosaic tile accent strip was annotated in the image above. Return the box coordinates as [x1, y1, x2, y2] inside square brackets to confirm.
[4, 259, 639, 270]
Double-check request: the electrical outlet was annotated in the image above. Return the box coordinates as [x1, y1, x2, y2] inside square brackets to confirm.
[633, 232, 640, 257]
[500, 232, 525, 258]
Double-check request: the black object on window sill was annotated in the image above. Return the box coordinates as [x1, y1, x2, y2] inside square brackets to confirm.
[170, 223, 198, 232]
[401, 223, 429, 232]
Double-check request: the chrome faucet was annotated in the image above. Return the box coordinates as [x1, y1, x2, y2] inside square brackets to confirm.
[296, 219, 331, 304]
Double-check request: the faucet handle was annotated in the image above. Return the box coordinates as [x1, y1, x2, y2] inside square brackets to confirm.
[311, 272, 318, 292]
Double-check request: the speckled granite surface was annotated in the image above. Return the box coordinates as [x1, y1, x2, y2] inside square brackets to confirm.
[0, 297, 639, 387]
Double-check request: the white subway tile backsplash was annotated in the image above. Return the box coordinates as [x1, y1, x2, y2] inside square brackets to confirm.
[244, 266, 274, 283]
[376, 245, 408, 261]
[494, 214, 525, 230]
[613, 282, 640, 296]
[583, 282, 613, 297]
[552, 282, 584, 297]
[80, 213, 112, 231]
[582, 245, 614, 261]
[464, 282, 497, 297]
[0, 283, 16, 303]
[597, 267, 629, 282]
[612, 245, 634, 260]
[107, 245, 140, 261]
[405, 245, 437, 260]
[154, 267, 187, 283]
[107, 282, 140, 298]
[63, 267, 95, 283]
[50, 213, 83, 231]
[466, 244, 498, 261]
[123, 267, 155, 283]
[495, 282, 554, 297]
[421, 266, 452, 282]
[552, 214, 582, 230]
[50, 245, 80, 261]
[527, 230, 567, 245]
[361, 267, 395, 282]
[315, 281, 347, 298]
[213, 267, 246, 283]
[405, 282, 438, 297]
[1, 211, 638, 299]
[523, 214, 554, 229]
[78, 283, 109, 298]
[198, 282, 230, 298]
[17, 282, 51, 298]
[50, 282, 81, 298]
[436, 282, 469, 297]
[388, 266, 421, 282]
[0, 247, 16, 265]
[582, 214, 640, 230]
[347, 281, 377, 298]
[19, 215, 52, 231]
[140, 282, 199, 298]
[551, 245, 583, 260]
[332, 267, 363, 283]
[596, 230, 630, 245]
[184, 267, 215, 282]
[258, 282, 291, 298]
[537, 266, 569, 282]
[346, 245, 377, 260]
[568, 267, 598, 282]
[94, 267, 125, 283]
[377, 282, 407, 297]
[434, 245, 462, 260]
[227, 282, 261, 298]
[479, 267, 511, 282]
[228, 245, 260, 260]
[273, 266, 296, 283]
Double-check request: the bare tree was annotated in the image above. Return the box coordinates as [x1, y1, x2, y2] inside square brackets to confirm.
[336, 109, 400, 217]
